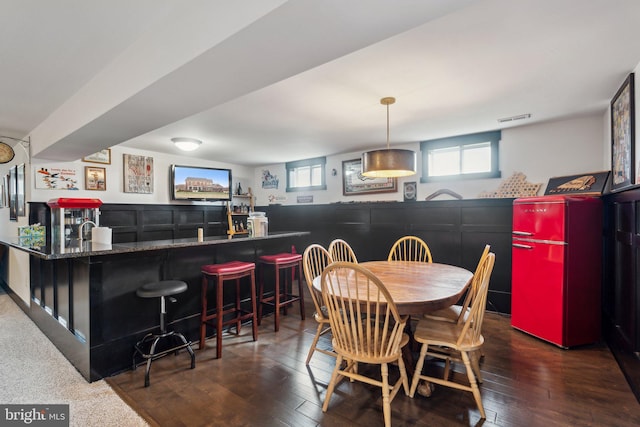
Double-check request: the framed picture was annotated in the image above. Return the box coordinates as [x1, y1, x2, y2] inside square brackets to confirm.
[611, 73, 635, 192]
[2, 175, 7, 208]
[35, 166, 79, 190]
[8, 166, 16, 221]
[83, 149, 111, 164]
[123, 153, 153, 193]
[85, 166, 106, 191]
[16, 163, 25, 216]
[342, 158, 397, 196]
[403, 181, 417, 201]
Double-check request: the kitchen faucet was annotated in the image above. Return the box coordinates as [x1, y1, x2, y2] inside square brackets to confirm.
[78, 220, 96, 243]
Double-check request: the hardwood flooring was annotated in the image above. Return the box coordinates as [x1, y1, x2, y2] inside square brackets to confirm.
[107, 304, 640, 427]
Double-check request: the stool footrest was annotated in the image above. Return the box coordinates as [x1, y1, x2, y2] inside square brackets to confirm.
[133, 331, 196, 387]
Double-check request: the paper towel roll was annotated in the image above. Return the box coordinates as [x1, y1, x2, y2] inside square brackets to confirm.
[91, 227, 112, 245]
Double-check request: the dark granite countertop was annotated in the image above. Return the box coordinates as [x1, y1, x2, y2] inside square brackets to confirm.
[0, 231, 309, 260]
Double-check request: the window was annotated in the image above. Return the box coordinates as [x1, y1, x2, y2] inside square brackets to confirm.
[420, 130, 501, 182]
[286, 156, 327, 192]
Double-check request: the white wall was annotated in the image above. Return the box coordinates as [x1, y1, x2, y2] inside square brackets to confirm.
[253, 112, 607, 206]
[0, 144, 253, 304]
[0, 109, 616, 303]
[30, 145, 254, 205]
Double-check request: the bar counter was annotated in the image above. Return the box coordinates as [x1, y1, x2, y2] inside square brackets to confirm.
[1, 231, 309, 381]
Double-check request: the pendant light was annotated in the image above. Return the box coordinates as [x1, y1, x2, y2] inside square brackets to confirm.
[361, 97, 416, 178]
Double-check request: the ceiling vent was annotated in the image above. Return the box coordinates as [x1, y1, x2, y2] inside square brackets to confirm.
[497, 113, 531, 123]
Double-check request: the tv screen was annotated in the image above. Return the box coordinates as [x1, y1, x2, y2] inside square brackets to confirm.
[170, 165, 232, 201]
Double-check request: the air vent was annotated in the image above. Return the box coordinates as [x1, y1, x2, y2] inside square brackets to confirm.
[497, 113, 531, 123]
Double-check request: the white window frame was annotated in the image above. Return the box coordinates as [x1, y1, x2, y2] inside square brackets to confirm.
[420, 130, 501, 182]
[286, 156, 327, 192]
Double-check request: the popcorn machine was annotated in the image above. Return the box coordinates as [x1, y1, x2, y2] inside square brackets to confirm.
[47, 198, 103, 250]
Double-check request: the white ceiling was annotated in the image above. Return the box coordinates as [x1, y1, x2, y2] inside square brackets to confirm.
[3, 0, 640, 166]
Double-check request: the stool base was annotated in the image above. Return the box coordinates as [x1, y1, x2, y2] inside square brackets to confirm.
[133, 331, 195, 387]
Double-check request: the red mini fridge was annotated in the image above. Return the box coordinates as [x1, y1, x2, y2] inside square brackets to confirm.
[511, 195, 602, 348]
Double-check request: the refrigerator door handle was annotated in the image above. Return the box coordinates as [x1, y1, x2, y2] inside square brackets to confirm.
[512, 243, 534, 250]
[512, 231, 533, 236]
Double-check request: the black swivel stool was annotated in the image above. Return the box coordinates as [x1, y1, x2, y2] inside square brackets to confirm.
[200, 261, 258, 359]
[133, 280, 196, 387]
[257, 252, 305, 332]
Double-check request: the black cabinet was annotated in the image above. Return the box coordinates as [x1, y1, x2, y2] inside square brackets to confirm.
[262, 198, 514, 314]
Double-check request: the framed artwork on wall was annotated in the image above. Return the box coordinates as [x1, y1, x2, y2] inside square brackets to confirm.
[9, 166, 16, 221]
[2, 175, 8, 208]
[123, 154, 153, 193]
[16, 163, 25, 216]
[610, 73, 635, 192]
[85, 166, 106, 191]
[34, 167, 79, 190]
[342, 158, 397, 196]
[83, 149, 111, 164]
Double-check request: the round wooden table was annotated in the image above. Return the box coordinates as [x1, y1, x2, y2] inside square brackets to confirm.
[312, 260, 473, 316]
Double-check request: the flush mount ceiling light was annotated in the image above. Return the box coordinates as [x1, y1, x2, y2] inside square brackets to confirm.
[171, 137, 202, 151]
[361, 97, 416, 178]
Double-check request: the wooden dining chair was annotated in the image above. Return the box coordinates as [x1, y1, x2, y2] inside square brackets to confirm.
[302, 244, 335, 364]
[409, 252, 495, 419]
[426, 244, 491, 324]
[328, 238, 358, 263]
[321, 261, 409, 427]
[424, 244, 491, 381]
[387, 236, 432, 263]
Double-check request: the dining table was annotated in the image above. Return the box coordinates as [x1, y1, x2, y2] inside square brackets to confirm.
[312, 260, 474, 317]
[312, 260, 474, 397]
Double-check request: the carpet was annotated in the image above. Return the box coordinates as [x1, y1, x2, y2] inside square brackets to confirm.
[0, 289, 149, 427]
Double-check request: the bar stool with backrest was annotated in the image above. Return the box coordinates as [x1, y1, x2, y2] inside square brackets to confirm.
[200, 261, 258, 359]
[257, 251, 305, 332]
[133, 280, 196, 387]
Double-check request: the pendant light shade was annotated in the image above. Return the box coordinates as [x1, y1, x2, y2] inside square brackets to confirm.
[361, 97, 416, 178]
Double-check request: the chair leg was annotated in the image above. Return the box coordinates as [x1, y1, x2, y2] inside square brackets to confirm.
[470, 349, 483, 383]
[397, 355, 410, 396]
[144, 336, 162, 387]
[274, 266, 281, 332]
[296, 261, 305, 320]
[257, 265, 264, 326]
[409, 343, 428, 398]
[381, 363, 391, 427]
[175, 332, 196, 369]
[461, 351, 486, 419]
[216, 275, 224, 359]
[235, 278, 242, 334]
[306, 323, 324, 365]
[323, 355, 343, 412]
[199, 275, 208, 350]
[250, 269, 258, 342]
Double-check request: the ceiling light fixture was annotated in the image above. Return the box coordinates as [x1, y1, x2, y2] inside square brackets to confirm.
[361, 97, 416, 178]
[171, 137, 202, 151]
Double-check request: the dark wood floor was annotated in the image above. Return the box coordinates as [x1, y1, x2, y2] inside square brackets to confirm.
[107, 302, 640, 427]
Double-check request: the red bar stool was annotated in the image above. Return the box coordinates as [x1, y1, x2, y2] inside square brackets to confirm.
[200, 261, 258, 359]
[257, 252, 305, 332]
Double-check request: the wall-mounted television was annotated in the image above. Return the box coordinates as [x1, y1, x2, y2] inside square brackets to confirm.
[170, 164, 232, 202]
